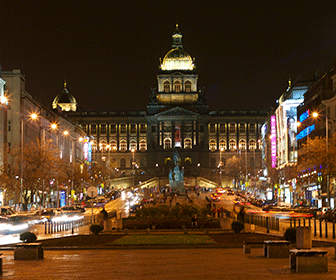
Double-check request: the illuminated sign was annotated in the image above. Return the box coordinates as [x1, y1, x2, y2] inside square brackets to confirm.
[60, 191, 66, 207]
[296, 124, 315, 140]
[299, 109, 310, 123]
[271, 115, 277, 168]
[83, 137, 92, 162]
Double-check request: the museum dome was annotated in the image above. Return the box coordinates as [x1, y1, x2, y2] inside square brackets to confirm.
[160, 25, 195, 71]
[52, 81, 77, 112]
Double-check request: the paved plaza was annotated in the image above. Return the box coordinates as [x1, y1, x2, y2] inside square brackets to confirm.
[1, 247, 336, 279]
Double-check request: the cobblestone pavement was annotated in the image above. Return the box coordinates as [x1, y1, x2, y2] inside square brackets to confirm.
[1, 247, 336, 280]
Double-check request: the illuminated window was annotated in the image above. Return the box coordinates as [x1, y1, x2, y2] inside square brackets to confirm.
[164, 81, 170, 93]
[130, 124, 136, 134]
[110, 124, 117, 134]
[120, 140, 127, 152]
[129, 140, 137, 151]
[174, 81, 181, 92]
[219, 139, 226, 150]
[164, 138, 172, 149]
[239, 139, 246, 150]
[111, 140, 117, 151]
[229, 123, 236, 133]
[209, 139, 216, 151]
[229, 139, 236, 150]
[249, 139, 256, 150]
[91, 124, 97, 134]
[239, 124, 246, 133]
[249, 124, 255, 133]
[140, 124, 146, 134]
[219, 124, 225, 134]
[184, 138, 192, 149]
[139, 140, 147, 151]
[209, 124, 216, 133]
[185, 81, 191, 92]
[120, 124, 126, 134]
[100, 124, 106, 134]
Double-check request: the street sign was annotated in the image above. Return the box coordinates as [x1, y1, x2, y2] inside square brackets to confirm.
[87, 186, 98, 198]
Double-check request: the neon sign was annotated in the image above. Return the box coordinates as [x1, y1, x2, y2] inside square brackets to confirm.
[296, 124, 315, 140]
[299, 109, 310, 123]
[271, 115, 277, 168]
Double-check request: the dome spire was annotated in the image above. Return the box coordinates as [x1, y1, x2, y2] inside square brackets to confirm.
[172, 24, 183, 48]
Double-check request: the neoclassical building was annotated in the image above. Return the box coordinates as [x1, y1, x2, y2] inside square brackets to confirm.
[58, 26, 266, 182]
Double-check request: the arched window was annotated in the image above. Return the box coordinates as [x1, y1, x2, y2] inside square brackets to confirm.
[120, 158, 126, 169]
[229, 139, 236, 150]
[111, 140, 117, 152]
[249, 139, 256, 150]
[185, 81, 192, 92]
[239, 139, 246, 150]
[129, 140, 137, 151]
[219, 139, 226, 151]
[185, 157, 192, 165]
[164, 81, 170, 93]
[164, 138, 171, 149]
[139, 140, 147, 151]
[174, 81, 181, 92]
[120, 140, 127, 152]
[184, 138, 192, 149]
[209, 139, 216, 151]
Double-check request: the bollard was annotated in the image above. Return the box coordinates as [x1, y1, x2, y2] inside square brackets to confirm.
[333, 222, 335, 239]
[325, 221, 328, 238]
[290, 219, 292, 228]
[294, 219, 296, 228]
[303, 219, 306, 227]
[0, 257, 3, 274]
[319, 219, 322, 238]
[44, 222, 47, 234]
[298, 219, 301, 227]
[314, 219, 317, 236]
[72, 222, 74, 234]
[309, 218, 311, 228]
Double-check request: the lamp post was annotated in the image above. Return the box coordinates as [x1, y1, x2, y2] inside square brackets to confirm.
[131, 148, 135, 187]
[20, 112, 40, 209]
[219, 147, 224, 186]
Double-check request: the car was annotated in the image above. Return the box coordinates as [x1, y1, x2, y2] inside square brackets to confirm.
[0, 206, 15, 216]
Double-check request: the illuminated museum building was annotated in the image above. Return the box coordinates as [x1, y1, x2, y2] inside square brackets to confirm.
[56, 26, 266, 178]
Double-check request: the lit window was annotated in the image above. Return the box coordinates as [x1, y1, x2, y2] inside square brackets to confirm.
[120, 140, 127, 152]
[209, 140, 216, 151]
[139, 140, 147, 151]
[239, 139, 246, 150]
[164, 138, 172, 149]
[164, 81, 170, 93]
[219, 140, 226, 150]
[184, 138, 192, 149]
[174, 81, 181, 92]
[185, 81, 191, 92]
[249, 139, 256, 150]
[129, 141, 137, 151]
[229, 139, 236, 150]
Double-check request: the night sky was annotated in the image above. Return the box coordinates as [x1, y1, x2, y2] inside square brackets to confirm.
[1, 1, 336, 112]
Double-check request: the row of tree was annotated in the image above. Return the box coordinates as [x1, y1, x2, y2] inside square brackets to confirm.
[0, 140, 110, 209]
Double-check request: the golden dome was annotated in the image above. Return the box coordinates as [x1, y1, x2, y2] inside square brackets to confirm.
[160, 48, 195, 71]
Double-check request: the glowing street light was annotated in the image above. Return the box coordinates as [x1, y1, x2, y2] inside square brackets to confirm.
[50, 122, 58, 130]
[30, 112, 39, 121]
[297, 121, 301, 127]
[0, 95, 8, 105]
[312, 112, 319, 118]
[78, 137, 83, 142]
[63, 130, 69, 136]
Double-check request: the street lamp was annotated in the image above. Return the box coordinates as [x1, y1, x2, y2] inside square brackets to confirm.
[63, 130, 69, 136]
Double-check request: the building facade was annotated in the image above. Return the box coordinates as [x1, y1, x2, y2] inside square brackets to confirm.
[60, 26, 267, 186]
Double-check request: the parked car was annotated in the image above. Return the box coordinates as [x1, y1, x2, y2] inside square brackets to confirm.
[0, 206, 15, 216]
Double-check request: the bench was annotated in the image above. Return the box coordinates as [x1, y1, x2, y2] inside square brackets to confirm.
[290, 249, 328, 273]
[14, 243, 43, 260]
[243, 241, 264, 254]
[264, 240, 289, 258]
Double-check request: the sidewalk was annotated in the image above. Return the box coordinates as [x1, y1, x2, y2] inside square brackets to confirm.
[1, 247, 336, 279]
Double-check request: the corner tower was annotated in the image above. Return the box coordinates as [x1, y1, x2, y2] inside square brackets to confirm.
[147, 25, 207, 114]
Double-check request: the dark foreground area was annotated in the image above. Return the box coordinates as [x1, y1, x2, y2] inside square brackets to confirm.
[2, 247, 336, 280]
